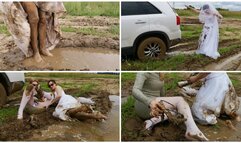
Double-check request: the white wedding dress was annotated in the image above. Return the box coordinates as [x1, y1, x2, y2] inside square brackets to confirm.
[53, 90, 94, 121]
[191, 73, 240, 125]
[196, 4, 220, 59]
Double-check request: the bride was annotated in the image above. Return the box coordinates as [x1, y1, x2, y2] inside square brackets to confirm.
[47, 80, 107, 121]
[179, 72, 241, 125]
[186, 3, 223, 59]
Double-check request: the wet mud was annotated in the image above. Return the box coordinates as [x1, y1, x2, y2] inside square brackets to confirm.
[0, 91, 118, 141]
[0, 16, 119, 71]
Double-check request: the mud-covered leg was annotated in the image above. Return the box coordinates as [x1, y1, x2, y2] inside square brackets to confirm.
[67, 106, 107, 120]
[21, 2, 43, 62]
[38, 10, 53, 57]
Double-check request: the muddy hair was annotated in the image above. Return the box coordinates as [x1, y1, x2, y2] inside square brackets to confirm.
[25, 84, 35, 96]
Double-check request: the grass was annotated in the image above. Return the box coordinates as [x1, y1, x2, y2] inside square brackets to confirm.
[0, 24, 10, 35]
[176, 9, 241, 19]
[181, 25, 202, 39]
[61, 25, 119, 37]
[64, 2, 119, 17]
[121, 96, 136, 126]
[25, 73, 119, 79]
[0, 107, 18, 125]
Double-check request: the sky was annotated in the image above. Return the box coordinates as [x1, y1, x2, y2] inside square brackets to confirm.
[170, 2, 241, 11]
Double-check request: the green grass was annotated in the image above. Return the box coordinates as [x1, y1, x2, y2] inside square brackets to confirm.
[176, 9, 241, 19]
[64, 2, 119, 17]
[121, 96, 136, 126]
[121, 73, 136, 83]
[0, 107, 18, 124]
[25, 73, 119, 79]
[0, 24, 10, 35]
[181, 25, 202, 39]
[61, 25, 119, 37]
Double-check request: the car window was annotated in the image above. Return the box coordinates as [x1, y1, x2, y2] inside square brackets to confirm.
[122, 2, 162, 16]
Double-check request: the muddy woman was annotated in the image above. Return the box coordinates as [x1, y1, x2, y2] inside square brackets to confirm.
[186, 4, 223, 59]
[47, 80, 107, 121]
[0, 2, 66, 62]
[132, 72, 208, 141]
[179, 72, 241, 125]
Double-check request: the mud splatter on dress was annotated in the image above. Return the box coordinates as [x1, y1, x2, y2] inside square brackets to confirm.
[192, 73, 240, 125]
[196, 4, 221, 59]
[0, 2, 66, 57]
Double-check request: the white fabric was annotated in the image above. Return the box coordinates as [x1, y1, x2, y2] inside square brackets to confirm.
[0, 2, 65, 57]
[0, 2, 31, 57]
[53, 90, 95, 121]
[192, 73, 240, 125]
[196, 3, 220, 59]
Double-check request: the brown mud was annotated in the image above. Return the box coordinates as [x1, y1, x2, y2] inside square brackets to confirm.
[0, 76, 119, 141]
[0, 16, 119, 71]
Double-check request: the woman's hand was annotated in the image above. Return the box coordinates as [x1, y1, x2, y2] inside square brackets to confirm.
[149, 98, 165, 117]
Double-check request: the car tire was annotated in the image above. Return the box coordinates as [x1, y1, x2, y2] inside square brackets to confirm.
[137, 37, 166, 60]
[0, 83, 7, 106]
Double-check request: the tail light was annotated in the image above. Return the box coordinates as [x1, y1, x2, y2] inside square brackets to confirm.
[176, 15, 180, 25]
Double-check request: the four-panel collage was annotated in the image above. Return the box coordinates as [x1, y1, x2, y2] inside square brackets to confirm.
[0, 1, 241, 142]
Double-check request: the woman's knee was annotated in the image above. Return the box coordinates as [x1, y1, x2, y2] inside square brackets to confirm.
[38, 11, 46, 25]
[21, 2, 39, 24]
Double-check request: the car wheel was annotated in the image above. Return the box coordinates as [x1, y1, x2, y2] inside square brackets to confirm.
[0, 83, 7, 106]
[137, 37, 166, 60]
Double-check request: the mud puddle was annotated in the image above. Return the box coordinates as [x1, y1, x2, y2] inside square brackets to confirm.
[27, 95, 119, 141]
[23, 47, 119, 71]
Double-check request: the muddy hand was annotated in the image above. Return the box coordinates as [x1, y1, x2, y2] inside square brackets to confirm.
[149, 99, 164, 117]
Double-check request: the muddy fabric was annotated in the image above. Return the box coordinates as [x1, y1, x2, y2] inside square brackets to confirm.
[0, 2, 66, 57]
[132, 73, 164, 119]
[192, 73, 240, 125]
[52, 86, 95, 121]
[197, 3, 220, 59]
[18, 89, 52, 119]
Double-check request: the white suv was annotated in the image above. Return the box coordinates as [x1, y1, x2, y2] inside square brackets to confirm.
[121, 2, 181, 59]
[0, 72, 25, 106]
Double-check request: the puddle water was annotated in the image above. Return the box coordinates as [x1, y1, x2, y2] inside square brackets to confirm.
[28, 95, 119, 141]
[23, 48, 119, 71]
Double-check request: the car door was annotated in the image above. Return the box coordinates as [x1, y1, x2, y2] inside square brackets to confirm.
[121, 2, 150, 48]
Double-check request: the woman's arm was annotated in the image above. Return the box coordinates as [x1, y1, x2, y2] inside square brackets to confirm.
[132, 73, 152, 106]
[188, 73, 210, 83]
[49, 86, 63, 105]
[185, 5, 200, 14]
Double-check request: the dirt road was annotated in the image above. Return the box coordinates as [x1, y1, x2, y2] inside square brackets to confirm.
[0, 15, 119, 71]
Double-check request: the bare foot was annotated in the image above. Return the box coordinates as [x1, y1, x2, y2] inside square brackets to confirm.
[185, 132, 208, 141]
[40, 49, 53, 57]
[33, 53, 43, 63]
